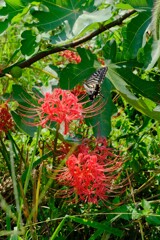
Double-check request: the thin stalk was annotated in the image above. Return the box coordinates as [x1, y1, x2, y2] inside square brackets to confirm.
[18, 127, 41, 229]
[49, 216, 67, 240]
[138, 220, 145, 240]
[33, 164, 43, 223]
[23, 126, 41, 195]
[0, 194, 17, 222]
[9, 142, 22, 228]
[0, 134, 11, 174]
[52, 124, 60, 167]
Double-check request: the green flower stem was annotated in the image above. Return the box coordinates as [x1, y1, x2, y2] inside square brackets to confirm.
[52, 124, 60, 168]
[24, 126, 41, 195]
[9, 142, 22, 228]
[28, 142, 78, 224]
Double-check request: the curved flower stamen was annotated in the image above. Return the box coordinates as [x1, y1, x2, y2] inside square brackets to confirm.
[18, 87, 107, 134]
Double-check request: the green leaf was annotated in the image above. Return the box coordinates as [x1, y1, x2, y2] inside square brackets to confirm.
[30, 0, 95, 32]
[113, 65, 160, 103]
[115, 63, 160, 103]
[32, 151, 53, 169]
[116, 3, 134, 10]
[122, 11, 151, 59]
[146, 215, 160, 226]
[72, 7, 112, 35]
[88, 228, 105, 240]
[11, 111, 37, 137]
[112, 205, 131, 221]
[12, 84, 38, 106]
[85, 79, 117, 137]
[146, 40, 160, 69]
[107, 64, 160, 121]
[127, 0, 153, 9]
[103, 40, 117, 62]
[21, 30, 39, 56]
[0, 0, 26, 33]
[70, 216, 123, 237]
[11, 84, 38, 136]
[141, 199, 151, 214]
[50, 216, 67, 240]
[132, 209, 142, 220]
[137, 37, 153, 68]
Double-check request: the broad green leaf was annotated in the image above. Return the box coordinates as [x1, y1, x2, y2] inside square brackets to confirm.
[0, 0, 26, 33]
[85, 79, 117, 137]
[137, 37, 153, 68]
[21, 30, 39, 56]
[72, 7, 112, 36]
[122, 11, 151, 59]
[116, 3, 133, 10]
[107, 64, 160, 121]
[11, 84, 38, 136]
[103, 40, 117, 62]
[146, 215, 160, 226]
[146, 40, 160, 69]
[113, 62, 160, 103]
[11, 111, 37, 137]
[6, 0, 24, 8]
[30, 0, 95, 32]
[127, 0, 153, 9]
[50, 22, 72, 44]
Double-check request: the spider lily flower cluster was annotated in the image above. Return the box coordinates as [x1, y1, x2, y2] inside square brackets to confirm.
[59, 50, 81, 64]
[19, 88, 105, 134]
[0, 102, 14, 133]
[55, 137, 123, 204]
[17, 87, 123, 204]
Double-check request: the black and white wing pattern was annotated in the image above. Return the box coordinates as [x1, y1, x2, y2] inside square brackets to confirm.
[83, 67, 108, 101]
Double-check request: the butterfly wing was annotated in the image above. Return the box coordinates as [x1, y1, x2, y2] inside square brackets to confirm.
[83, 67, 108, 100]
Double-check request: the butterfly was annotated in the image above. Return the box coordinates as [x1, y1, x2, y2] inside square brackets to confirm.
[83, 67, 108, 101]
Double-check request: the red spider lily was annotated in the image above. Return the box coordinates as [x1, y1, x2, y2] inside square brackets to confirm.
[18, 88, 106, 134]
[71, 85, 86, 97]
[0, 102, 14, 133]
[59, 50, 81, 64]
[38, 88, 83, 134]
[55, 137, 124, 204]
[56, 153, 108, 204]
[52, 137, 119, 163]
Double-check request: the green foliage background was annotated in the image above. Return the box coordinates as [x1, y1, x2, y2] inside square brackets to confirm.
[0, 0, 160, 239]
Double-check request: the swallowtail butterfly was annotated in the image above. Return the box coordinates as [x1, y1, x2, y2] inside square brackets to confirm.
[83, 67, 108, 101]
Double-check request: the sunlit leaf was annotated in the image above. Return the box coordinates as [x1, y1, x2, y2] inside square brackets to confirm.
[122, 11, 151, 59]
[127, 0, 153, 9]
[21, 30, 39, 56]
[30, 0, 95, 32]
[0, 0, 27, 33]
[107, 64, 160, 121]
[73, 7, 112, 35]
